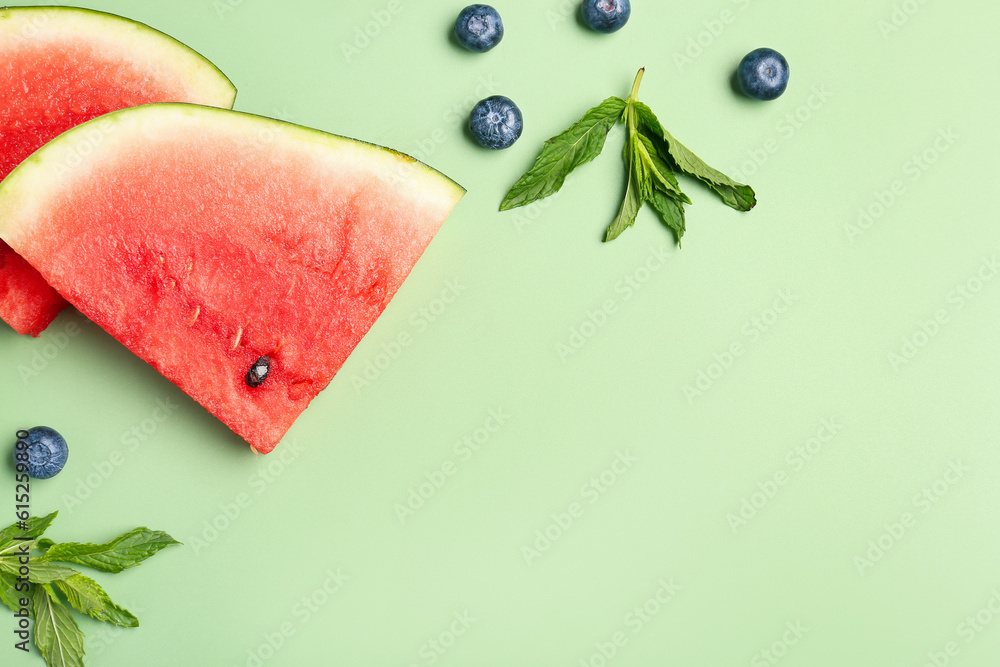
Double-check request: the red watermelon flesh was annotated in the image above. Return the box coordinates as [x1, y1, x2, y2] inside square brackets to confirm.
[0, 249, 67, 335]
[0, 6, 236, 336]
[0, 104, 464, 453]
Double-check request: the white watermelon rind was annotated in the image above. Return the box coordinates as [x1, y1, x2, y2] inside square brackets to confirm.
[0, 102, 465, 251]
[0, 5, 237, 109]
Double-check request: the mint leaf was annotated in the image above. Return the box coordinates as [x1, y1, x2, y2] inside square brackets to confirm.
[0, 511, 57, 547]
[55, 574, 138, 627]
[634, 101, 755, 211]
[41, 527, 180, 573]
[33, 584, 85, 667]
[0, 553, 78, 584]
[635, 132, 690, 204]
[26, 561, 79, 584]
[0, 537, 38, 560]
[0, 570, 28, 616]
[500, 96, 626, 210]
[647, 188, 686, 244]
[605, 138, 644, 242]
[2, 514, 176, 665]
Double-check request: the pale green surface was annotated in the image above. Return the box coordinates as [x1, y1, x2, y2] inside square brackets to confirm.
[2, 1, 999, 665]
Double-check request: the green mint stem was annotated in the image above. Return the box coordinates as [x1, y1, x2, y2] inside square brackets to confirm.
[628, 68, 645, 102]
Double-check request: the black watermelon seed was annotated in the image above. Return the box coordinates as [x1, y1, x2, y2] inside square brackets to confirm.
[246, 356, 271, 388]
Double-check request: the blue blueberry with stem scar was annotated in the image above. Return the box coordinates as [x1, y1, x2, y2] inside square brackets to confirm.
[737, 48, 790, 100]
[582, 0, 631, 33]
[13, 426, 68, 479]
[455, 5, 504, 52]
[469, 95, 523, 150]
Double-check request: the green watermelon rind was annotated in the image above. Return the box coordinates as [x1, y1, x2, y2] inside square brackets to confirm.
[0, 5, 237, 108]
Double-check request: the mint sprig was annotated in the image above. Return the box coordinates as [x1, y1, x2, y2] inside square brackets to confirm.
[501, 68, 755, 242]
[0, 512, 179, 667]
[634, 100, 756, 211]
[500, 96, 626, 209]
[39, 526, 179, 573]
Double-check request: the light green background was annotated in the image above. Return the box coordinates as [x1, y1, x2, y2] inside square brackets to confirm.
[2, 0, 1000, 665]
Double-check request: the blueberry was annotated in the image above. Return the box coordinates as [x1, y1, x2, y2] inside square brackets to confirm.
[737, 48, 790, 100]
[469, 95, 523, 150]
[582, 0, 631, 33]
[455, 5, 504, 52]
[13, 427, 68, 479]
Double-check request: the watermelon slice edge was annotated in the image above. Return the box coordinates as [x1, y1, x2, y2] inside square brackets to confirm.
[0, 103, 465, 453]
[0, 4, 237, 335]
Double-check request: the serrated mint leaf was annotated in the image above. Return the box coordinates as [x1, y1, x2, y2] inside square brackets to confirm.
[605, 144, 644, 242]
[634, 101, 756, 211]
[0, 537, 38, 561]
[41, 527, 180, 574]
[33, 584, 85, 667]
[629, 133, 653, 200]
[500, 96, 626, 210]
[0, 511, 57, 548]
[0, 570, 28, 615]
[26, 561, 79, 584]
[55, 574, 138, 628]
[647, 188, 686, 244]
[636, 132, 691, 204]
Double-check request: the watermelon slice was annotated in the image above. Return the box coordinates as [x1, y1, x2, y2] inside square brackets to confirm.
[0, 6, 237, 336]
[0, 104, 464, 453]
